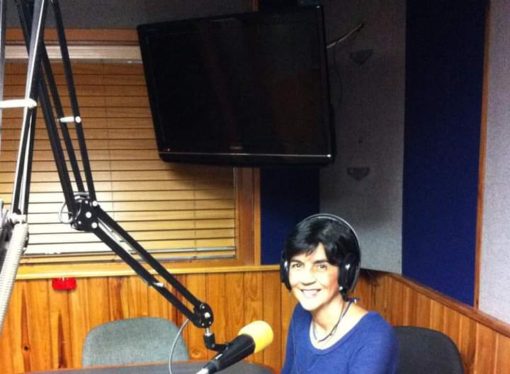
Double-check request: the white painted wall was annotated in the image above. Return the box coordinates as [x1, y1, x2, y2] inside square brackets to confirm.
[320, 0, 405, 273]
[479, 0, 510, 324]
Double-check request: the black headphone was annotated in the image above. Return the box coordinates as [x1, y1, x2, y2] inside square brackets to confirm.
[280, 213, 361, 298]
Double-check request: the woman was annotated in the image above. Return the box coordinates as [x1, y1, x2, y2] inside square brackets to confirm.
[280, 214, 398, 373]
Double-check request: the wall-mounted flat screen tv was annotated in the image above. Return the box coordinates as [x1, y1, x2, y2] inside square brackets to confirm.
[137, 5, 334, 166]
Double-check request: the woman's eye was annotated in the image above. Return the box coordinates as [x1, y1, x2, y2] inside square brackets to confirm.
[316, 263, 328, 271]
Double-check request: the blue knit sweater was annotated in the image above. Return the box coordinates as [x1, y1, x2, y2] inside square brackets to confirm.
[282, 305, 399, 373]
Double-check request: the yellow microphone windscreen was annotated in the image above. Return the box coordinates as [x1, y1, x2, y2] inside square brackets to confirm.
[238, 320, 274, 353]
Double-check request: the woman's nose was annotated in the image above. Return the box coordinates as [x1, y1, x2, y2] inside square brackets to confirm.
[300, 267, 316, 284]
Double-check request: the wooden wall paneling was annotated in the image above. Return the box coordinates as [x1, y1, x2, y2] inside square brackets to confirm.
[428, 299, 445, 332]
[24, 280, 52, 371]
[243, 272, 264, 363]
[371, 273, 391, 320]
[48, 281, 72, 369]
[414, 293, 432, 328]
[67, 278, 91, 368]
[0, 317, 14, 373]
[177, 274, 193, 354]
[205, 273, 227, 359]
[0, 278, 23, 373]
[19, 281, 32, 372]
[378, 273, 510, 374]
[388, 275, 405, 325]
[402, 285, 418, 326]
[243, 272, 263, 324]
[116, 276, 133, 317]
[183, 273, 208, 360]
[458, 315, 477, 373]
[279, 282, 296, 367]
[84, 278, 111, 335]
[458, 314, 477, 373]
[352, 272, 372, 310]
[443, 306, 461, 350]
[474, 324, 497, 373]
[5, 270, 510, 373]
[107, 277, 125, 321]
[494, 334, 510, 373]
[174, 275, 189, 326]
[167, 274, 186, 327]
[224, 273, 245, 339]
[261, 272, 282, 369]
[146, 275, 172, 321]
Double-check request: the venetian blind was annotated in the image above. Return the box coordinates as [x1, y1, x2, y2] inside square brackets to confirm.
[0, 62, 237, 261]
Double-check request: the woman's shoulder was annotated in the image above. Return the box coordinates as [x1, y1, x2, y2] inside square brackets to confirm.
[355, 311, 397, 342]
[360, 311, 393, 327]
[288, 304, 313, 339]
[291, 303, 311, 322]
[340, 311, 399, 373]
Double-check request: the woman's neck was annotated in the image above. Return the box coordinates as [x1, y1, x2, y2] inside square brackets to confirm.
[311, 295, 346, 331]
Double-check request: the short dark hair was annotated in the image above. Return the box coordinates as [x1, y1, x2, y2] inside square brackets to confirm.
[283, 214, 360, 268]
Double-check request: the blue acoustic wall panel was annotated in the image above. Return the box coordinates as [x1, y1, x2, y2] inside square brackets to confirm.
[260, 168, 320, 264]
[403, 0, 486, 305]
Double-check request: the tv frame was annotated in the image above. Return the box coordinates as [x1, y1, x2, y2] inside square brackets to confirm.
[137, 5, 335, 167]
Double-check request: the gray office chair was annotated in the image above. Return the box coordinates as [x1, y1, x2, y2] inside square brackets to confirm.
[394, 326, 464, 374]
[82, 317, 189, 367]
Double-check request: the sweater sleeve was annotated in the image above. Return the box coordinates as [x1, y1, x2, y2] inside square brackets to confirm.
[348, 323, 399, 374]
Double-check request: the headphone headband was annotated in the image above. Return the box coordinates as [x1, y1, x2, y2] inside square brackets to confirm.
[301, 213, 360, 247]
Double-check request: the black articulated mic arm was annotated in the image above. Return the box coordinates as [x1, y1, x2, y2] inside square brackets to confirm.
[0, 0, 227, 352]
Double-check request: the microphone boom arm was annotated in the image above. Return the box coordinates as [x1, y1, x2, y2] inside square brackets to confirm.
[0, 0, 221, 338]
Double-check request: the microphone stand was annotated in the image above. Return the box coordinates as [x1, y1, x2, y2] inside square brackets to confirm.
[0, 0, 227, 355]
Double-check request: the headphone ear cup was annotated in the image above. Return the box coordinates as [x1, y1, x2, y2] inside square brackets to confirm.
[280, 257, 291, 290]
[338, 253, 360, 294]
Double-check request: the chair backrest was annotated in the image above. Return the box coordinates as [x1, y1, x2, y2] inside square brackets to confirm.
[394, 326, 464, 374]
[82, 317, 189, 367]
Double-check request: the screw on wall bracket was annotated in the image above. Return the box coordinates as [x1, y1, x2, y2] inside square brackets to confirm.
[347, 167, 370, 181]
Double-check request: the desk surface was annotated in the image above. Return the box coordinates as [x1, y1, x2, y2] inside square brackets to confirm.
[29, 361, 273, 374]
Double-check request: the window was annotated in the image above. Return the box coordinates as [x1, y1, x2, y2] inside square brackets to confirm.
[0, 61, 259, 267]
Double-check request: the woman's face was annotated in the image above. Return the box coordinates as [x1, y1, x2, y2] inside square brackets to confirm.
[288, 243, 342, 315]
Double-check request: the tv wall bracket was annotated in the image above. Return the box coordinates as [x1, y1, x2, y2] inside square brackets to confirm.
[0, 0, 226, 353]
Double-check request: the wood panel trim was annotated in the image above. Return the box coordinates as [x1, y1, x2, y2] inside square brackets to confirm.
[3, 270, 510, 373]
[474, 0, 492, 310]
[386, 272, 510, 339]
[1, 269, 287, 372]
[236, 168, 261, 265]
[5, 45, 141, 61]
[16, 264, 280, 280]
[6, 28, 139, 45]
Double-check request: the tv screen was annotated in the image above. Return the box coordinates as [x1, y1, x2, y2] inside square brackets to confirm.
[137, 5, 334, 166]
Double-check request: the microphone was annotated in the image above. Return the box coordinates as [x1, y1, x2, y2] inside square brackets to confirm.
[197, 320, 273, 374]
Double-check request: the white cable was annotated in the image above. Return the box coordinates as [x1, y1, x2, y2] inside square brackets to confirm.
[0, 222, 28, 330]
[58, 201, 74, 224]
[327, 22, 365, 49]
[58, 192, 90, 224]
[168, 318, 191, 374]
